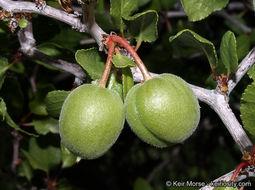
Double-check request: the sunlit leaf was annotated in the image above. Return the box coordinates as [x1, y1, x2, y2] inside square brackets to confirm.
[61, 143, 77, 168]
[124, 10, 158, 44]
[112, 53, 136, 68]
[122, 68, 134, 99]
[181, 0, 229, 21]
[220, 31, 238, 74]
[169, 29, 218, 69]
[236, 34, 251, 61]
[75, 48, 105, 80]
[107, 72, 123, 99]
[32, 117, 59, 135]
[45, 90, 69, 118]
[22, 138, 61, 173]
[241, 82, 255, 139]
[110, 0, 138, 32]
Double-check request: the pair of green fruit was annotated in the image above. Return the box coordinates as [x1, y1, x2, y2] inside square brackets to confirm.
[59, 74, 200, 159]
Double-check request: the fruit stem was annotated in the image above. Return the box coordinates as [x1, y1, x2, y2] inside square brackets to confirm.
[109, 35, 152, 81]
[98, 39, 115, 88]
[230, 161, 248, 181]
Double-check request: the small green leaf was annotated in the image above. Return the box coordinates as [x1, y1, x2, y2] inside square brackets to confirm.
[122, 68, 134, 99]
[0, 98, 37, 136]
[0, 56, 10, 89]
[22, 138, 61, 173]
[61, 143, 77, 168]
[107, 72, 123, 99]
[181, 0, 229, 21]
[112, 53, 136, 68]
[237, 34, 251, 61]
[75, 48, 105, 80]
[169, 29, 218, 69]
[124, 10, 158, 44]
[248, 64, 255, 80]
[32, 117, 59, 135]
[134, 177, 152, 190]
[18, 18, 28, 28]
[17, 160, 33, 181]
[45, 90, 69, 118]
[29, 84, 55, 116]
[110, 0, 138, 32]
[0, 97, 7, 121]
[220, 31, 238, 74]
[241, 82, 255, 139]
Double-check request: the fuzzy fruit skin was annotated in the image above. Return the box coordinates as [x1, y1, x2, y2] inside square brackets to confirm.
[59, 84, 125, 159]
[125, 73, 200, 146]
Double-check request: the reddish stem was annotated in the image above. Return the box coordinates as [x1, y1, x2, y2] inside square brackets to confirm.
[230, 161, 248, 181]
[211, 67, 218, 81]
[109, 35, 152, 81]
[98, 39, 115, 88]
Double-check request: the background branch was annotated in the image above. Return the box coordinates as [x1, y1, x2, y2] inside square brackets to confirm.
[17, 20, 85, 83]
[0, 0, 87, 32]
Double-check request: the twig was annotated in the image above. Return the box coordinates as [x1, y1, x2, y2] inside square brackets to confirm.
[200, 168, 255, 190]
[29, 64, 39, 93]
[214, 10, 252, 34]
[80, 38, 96, 45]
[81, 0, 106, 50]
[191, 84, 253, 152]
[227, 2, 245, 11]
[0, 0, 87, 32]
[165, 9, 252, 34]
[17, 20, 86, 83]
[11, 130, 22, 173]
[165, 11, 186, 18]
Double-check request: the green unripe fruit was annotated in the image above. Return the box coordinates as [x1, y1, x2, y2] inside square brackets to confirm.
[125, 73, 200, 147]
[59, 84, 125, 159]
